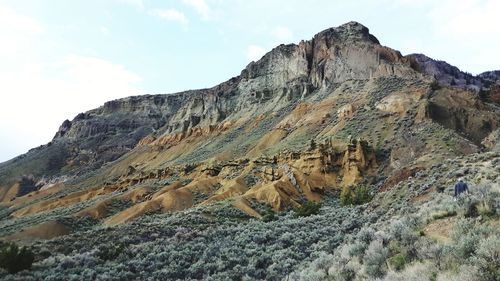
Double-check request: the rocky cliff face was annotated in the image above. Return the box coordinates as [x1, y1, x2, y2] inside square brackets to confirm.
[0, 22, 499, 235]
[407, 54, 482, 90]
[0, 23, 386, 182]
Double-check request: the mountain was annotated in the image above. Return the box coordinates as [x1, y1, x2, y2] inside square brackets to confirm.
[0, 22, 499, 280]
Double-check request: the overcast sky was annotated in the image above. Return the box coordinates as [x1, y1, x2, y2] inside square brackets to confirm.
[0, 0, 499, 162]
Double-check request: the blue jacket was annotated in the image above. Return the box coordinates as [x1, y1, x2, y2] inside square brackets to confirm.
[454, 181, 469, 197]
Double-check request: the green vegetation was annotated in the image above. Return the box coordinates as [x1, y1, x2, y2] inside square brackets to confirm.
[431, 209, 457, 220]
[294, 201, 322, 217]
[261, 208, 277, 222]
[0, 141, 498, 281]
[0, 199, 366, 280]
[340, 185, 352, 206]
[0, 242, 35, 274]
[387, 253, 407, 271]
[340, 184, 372, 206]
[96, 243, 126, 261]
[308, 139, 317, 151]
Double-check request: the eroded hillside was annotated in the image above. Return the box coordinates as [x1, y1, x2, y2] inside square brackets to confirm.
[0, 21, 499, 281]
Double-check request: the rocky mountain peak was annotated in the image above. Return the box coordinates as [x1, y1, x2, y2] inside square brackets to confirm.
[240, 21, 415, 94]
[313, 21, 380, 44]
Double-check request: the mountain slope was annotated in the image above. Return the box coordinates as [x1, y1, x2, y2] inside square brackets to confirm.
[0, 21, 499, 281]
[0, 21, 498, 240]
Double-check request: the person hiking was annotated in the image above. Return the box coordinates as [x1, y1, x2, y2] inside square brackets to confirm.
[454, 178, 469, 200]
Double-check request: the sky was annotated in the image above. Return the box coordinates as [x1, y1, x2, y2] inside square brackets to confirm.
[0, 0, 499, 162]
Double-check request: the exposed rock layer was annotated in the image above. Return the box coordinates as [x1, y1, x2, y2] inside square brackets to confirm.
[0, 22, 499, 234]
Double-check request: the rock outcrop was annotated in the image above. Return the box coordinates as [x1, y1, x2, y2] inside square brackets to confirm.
[0, 22, 419, 185]
[1, 21, 499, 234]
[407, 54, 482, 90]
[482, 129, 500, 150]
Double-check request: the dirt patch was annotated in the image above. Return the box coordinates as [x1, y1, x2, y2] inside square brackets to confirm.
[412, 187, 435, 203]
[11, 183, 126, 218]
[423, 217, 456, 244]
[4, 220, 71, 241]
[4, 183, 65, 208]
[247, 129, 288, 158]
[380, 167, 424, 192]
[232, 198, 262, 218]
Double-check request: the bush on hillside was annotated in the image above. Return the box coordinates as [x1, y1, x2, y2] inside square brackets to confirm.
[363, 240, 388, 278]
[430, 80, 441, 90]
[96, 243, 126, 261]
[340, 186, 353, 206]
[0, 241, 35, 274]
[294, 201, 322, 217]
[387, 253, 407, 271]
[340, 185, 372, 207]
[261, 208, 277, 222]
[472, 236, 500, 281]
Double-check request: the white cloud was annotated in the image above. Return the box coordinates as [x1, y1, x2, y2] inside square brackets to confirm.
[246, 45, 267, 62]
[150, 8, 189, 26]
[400, 38, 424, 55]
[428, 0, 500, 38]
[120, 0, 144, 9]
[183, 0, 212, 20]
[100, 26, 110, 35]
[423, 0, 499, 73]
[0, 6, 144, 161]
[0, 55, 143, 161]
[64, 54, 142, 91]
[272, 26, 293, 42]
[0, 6, 44, 56]
[0, 6, 43, 34]
[386, 0, 500, 73]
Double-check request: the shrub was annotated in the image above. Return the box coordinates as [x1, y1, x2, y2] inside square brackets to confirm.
[356, 227, 375, 245]
[348, 242, 368, 258]
[262, 209, 277, 222]
[477, 202, 495, 217]
[474, 186, 498, 218]
[436, 185, 445, 193]
[309, 139, 317, 151]
[419, 242, 445, 270]
[387, 253, 407, 271]
[0, 241, 35, 274]
[354, 185, 372, 205]
[431, 210, 457, 220]
[450, 219, 482, 261]
[294, 201, 321, 217]
[387, 220, 420, 260]
[472, 236, 500, 281]
[436, 264, 480, 281]
[328, 265, 356, 281]
[340, 186, 353, 206]
[297, 252, 333, 281]
[363, 240, 388, 278]
[375, 147, 389, 161]
[383, 262, 437, 281]
[340, 185, 372, 207]
[464, 200, 479, 218]
[327, 244, 357, 281]
[389, 220, 409, 242]
[96, 243, 125, 261]
[430, 80, 441, 90]
[297, 269, 326, 281]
